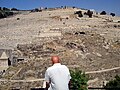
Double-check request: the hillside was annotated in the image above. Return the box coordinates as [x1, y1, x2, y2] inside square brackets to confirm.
[0, 7, 120, 89]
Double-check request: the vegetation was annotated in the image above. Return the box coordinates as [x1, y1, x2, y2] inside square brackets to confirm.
[110, 13, 115, 17]
[74, 11, 83, 17]
[0, 7, 14, 19]
[70, 69, 88, 90]
[11, 8, 18, 11]
[3, 7, 10, 11]
[100, 11, 107, 15]
[104, 75, 120, 90]
[85, 10, 93, 18]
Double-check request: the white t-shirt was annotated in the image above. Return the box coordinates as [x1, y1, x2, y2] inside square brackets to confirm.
[45, 63, 71, 90]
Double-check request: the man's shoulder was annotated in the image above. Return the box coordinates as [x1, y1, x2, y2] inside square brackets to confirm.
[46, 66, 53, 71]
[61, 64, 68, 68]
[46, 65, 56, 72]
[46, 64, 68, 71]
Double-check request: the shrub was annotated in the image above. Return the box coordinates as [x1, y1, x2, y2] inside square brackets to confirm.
[61, 6, 63, 8]
[3, 7, 10, 11]
[84, 10, 93, 18]
[100, 11, 107, 15]
[73, 6, 75, 9]
[104, 75, 120, 90]
[0, 11, 4, 18]
[35, 8, 39, 12]
[86, 10, 93, 18]
[0, 7, 14, 19]
[70, 69, 88, 90]
[5, 11, 13, 16]
[0, 11, 6, 18]
[11, 8, 18, 11]
[74, 11, 83, 17]
[45, 7, 47, 10]
[110, 13, 115, 17]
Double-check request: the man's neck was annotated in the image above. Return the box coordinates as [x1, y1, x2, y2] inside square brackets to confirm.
[53, 63, 61, 66]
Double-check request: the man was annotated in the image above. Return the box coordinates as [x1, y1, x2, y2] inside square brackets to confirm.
[45, 56, 71, 90]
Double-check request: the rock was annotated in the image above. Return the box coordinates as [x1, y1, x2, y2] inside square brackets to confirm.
[75, 31, 86, 35]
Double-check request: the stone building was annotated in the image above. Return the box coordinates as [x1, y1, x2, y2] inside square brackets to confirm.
[0, 52, 9, 71]
[0, 49, 12, 71]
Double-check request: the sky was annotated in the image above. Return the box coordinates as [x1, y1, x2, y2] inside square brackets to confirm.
[0, 0, 120, 16]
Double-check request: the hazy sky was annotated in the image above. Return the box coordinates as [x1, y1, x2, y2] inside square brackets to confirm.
[0, 0, 120, 15]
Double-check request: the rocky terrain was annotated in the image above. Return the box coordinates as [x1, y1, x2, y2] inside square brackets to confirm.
[0, 7, 120, 89]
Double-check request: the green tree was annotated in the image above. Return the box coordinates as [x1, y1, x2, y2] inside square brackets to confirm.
[105, 75, 120, 90]
[3, 7, 10, 11]
[0, 7, 14, 19]
[70, 69, 88, 90]
[11, 8, 18, 11]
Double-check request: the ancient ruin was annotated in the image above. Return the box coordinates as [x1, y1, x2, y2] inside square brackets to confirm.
[0, 7, 120, 89]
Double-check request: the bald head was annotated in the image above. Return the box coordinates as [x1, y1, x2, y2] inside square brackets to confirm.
[51, 56, 60, 64]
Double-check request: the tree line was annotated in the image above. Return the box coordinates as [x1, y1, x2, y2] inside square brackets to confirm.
[0, 7, 18, 19]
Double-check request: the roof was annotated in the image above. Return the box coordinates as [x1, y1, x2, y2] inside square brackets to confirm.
[0, 52, 8, 59]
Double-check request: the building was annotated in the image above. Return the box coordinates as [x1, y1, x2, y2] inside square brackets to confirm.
[0, 52, 9, 71]
[0, 49, 12, 71]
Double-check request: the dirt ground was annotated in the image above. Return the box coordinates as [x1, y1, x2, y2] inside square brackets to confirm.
[0, 7, 120, 89]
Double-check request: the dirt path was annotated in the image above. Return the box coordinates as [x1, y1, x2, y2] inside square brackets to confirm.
[85, 66, 120, 74]
[0, 66, 120, 83]
[0, 66, 119, 89]
[0, 78, 45, 82]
